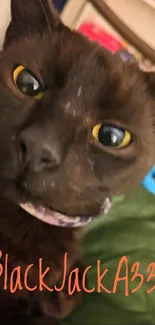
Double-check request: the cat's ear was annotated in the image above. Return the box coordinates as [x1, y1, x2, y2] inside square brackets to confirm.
[143, 71, 155, 99]
[4, 0, 62, 48]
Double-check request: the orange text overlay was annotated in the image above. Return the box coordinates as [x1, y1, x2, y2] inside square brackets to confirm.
[0, 251, 154, 295]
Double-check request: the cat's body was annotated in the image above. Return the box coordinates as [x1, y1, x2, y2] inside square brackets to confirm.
[0, 0, 155, 324]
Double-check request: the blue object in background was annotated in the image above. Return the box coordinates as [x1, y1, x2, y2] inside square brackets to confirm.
[53, 0, 67, 12]
[142, 165, 155, 195]
[119, 50, 135, 62]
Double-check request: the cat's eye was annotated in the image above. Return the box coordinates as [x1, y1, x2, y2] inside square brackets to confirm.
[92, 124, 131, 148]
[13, 65, 43, 99]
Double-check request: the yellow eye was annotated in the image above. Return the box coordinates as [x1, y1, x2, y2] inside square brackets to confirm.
[13, 65, 43, 99]
[92, 124, 131, 148]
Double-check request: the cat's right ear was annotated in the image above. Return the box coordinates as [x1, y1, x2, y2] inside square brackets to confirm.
[4, 0, 62, 48]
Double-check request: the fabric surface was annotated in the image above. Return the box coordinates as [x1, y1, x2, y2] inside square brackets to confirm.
[65, 185, 155, 324]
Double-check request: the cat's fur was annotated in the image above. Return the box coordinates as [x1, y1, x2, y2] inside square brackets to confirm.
[0, 0, 155, 324]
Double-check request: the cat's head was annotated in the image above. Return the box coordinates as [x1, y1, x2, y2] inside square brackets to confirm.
[0, 0, 155, 227]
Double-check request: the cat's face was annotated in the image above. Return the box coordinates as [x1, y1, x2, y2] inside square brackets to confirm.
[0, 0, 155, 226]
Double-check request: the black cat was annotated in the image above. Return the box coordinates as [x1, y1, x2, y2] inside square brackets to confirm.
[0, 0, 155, 324]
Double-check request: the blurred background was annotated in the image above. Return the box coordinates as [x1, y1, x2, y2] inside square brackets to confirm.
[54, 0, 155, 70]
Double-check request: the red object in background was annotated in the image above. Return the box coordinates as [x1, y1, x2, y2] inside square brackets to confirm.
[79, 22, 123, 53]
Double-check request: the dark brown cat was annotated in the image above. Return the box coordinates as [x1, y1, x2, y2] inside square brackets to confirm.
[0, 0, 155, 324]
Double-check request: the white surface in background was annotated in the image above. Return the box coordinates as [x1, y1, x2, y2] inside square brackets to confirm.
[0, 0, 11, 50]
[103, 0, 155, 50]
[61, 0, 86, 27]
[141, 0, 155, 9]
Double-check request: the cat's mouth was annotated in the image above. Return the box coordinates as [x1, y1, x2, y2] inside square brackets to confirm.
[19, 198, 111, 228]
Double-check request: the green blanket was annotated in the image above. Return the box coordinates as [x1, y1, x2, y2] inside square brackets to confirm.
[65, 185, 155, 325]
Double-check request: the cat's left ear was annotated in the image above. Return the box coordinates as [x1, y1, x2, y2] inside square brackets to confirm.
[4, 0, 62, 48]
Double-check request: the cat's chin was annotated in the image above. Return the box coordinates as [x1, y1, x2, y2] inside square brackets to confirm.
[19, 198, 111, 228]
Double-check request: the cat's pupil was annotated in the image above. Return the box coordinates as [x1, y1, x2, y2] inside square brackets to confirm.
[98, 126, 125, 146]
[16, 70, 41, 96]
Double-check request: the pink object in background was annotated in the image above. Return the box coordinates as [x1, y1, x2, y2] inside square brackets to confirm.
[79, 22, 123, 53]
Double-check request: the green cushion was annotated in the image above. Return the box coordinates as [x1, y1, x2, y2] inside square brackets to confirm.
[65, 185, 155, 325]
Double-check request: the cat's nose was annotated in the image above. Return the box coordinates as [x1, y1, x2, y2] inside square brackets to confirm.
[19, 128, 62, 172]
